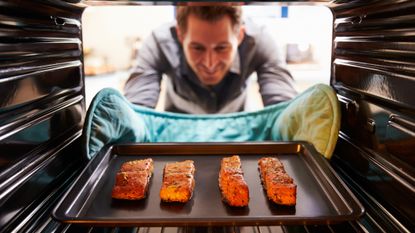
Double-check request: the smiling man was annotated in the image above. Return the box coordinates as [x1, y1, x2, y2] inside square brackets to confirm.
[124, 5, 297, 114]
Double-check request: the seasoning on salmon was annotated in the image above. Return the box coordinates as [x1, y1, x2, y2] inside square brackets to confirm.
[111, 158, 153, 200]
[258, 157, 297, 206]
[218, 155, 249, 207]
[160, 160, 195, 203]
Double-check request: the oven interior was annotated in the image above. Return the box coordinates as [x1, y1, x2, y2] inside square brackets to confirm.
[0, 0, 414, 233]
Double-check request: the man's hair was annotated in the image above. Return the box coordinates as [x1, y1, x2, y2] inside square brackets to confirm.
[176, 5, 242, 33]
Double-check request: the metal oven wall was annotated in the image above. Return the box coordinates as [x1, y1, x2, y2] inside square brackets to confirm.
[0, 0, 414, 233]
[329, 0, 415, 232]
[0, 1, 85, 232]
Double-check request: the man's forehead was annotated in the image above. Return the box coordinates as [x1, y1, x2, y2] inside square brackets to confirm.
[185, 14, 235, 32]
[186, 32, 234, 46]
[184, 15, 236, 39]
[189, 41, 232, 47]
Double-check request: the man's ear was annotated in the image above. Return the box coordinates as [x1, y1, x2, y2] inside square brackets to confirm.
[176, 26, 184, 44]
[237, 25, 245, 45]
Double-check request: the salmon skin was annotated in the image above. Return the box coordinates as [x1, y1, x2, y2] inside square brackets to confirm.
[160, 160, 195, 203]
[218, 155, 249, 207]
[112, 158, 153, 200]
[258, 157, 297, 206]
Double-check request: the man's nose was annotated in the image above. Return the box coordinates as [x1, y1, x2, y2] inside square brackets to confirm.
[203, 50, 218, 70]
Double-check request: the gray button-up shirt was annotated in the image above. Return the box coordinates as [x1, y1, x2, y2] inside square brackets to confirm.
[124, 20, 297, 114]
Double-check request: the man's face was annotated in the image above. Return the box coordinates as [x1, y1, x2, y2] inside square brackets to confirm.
[178, 14, 243, 86]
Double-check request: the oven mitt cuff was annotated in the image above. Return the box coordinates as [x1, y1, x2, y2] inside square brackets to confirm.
[271, 84, 340, 159]
[83, 84, 340, 160]
[82, 89, 150, 158]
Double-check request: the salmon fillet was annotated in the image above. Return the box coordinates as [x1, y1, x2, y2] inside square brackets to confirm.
[258, 157, 297, 206]
[120, 158, 154, 173]
[160, 160, 195, 203]
[111, 158, 153, 200]
[219, 155, 249, 207]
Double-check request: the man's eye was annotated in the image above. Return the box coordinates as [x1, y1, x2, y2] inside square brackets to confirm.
[215, 46, 229, 52]
[191, 46, 205, 52]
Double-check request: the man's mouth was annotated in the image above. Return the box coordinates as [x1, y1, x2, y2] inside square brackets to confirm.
[204, 71, 216, 76]
[202, 67, 218, 75]
[198, 64, 222, 74]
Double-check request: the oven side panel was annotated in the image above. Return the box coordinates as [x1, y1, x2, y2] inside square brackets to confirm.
[329, 0, 415, 232]
[0, 0, 86, 232]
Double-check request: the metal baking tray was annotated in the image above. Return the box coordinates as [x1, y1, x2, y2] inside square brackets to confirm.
[53, 142, 364, 226]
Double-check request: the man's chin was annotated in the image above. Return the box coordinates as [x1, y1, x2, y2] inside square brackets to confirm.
[199, 75, 223, 86]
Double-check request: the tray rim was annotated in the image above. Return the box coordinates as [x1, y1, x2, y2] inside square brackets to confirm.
[52, 141, 364, 226]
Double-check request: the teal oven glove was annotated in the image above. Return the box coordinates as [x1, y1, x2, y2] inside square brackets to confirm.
[83, 84, 340, 159]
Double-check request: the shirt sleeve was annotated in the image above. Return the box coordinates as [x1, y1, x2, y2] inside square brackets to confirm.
[254, 27, 298, 106]
[123, 32, 167, 108]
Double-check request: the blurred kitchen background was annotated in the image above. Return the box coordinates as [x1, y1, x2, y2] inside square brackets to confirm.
[82, 5, 333, 110]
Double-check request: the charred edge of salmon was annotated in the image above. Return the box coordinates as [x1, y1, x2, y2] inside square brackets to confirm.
[120, 158, 154, 174]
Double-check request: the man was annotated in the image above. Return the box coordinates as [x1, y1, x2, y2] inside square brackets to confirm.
[124, 5, 297, 114]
